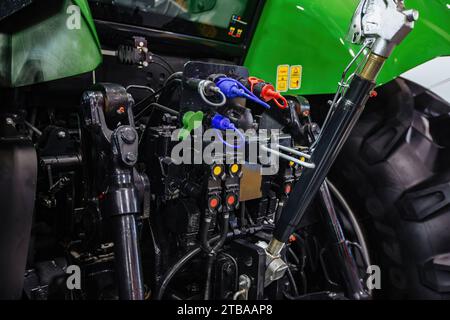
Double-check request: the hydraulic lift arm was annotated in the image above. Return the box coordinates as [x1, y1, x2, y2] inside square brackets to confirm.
[265, 0, 419, 288]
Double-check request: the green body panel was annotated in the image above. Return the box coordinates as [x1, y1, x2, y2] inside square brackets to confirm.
[244, 0, 450, 95]
[0, 0, 101, 87]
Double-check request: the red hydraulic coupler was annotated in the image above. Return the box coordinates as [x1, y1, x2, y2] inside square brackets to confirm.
[245, 77, 289, 110]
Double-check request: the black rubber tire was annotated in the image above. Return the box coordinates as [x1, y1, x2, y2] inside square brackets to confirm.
[331, 78, 450, 299]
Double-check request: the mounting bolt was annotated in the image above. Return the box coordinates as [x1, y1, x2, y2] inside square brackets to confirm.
[121, 127, 136, 144]
[404, 9, 419, 22]
[57, 131, 67, 139]
[126, 152, 137, 163]
[5, 117, 14, 126]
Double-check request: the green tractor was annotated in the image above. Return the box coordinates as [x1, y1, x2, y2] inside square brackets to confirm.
[0, 0, 449, 300]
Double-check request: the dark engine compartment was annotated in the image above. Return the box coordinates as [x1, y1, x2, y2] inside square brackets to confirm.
[0, 44, 357, 300]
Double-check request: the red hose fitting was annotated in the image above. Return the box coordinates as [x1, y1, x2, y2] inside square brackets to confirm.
[247, 77, 261, 92]
[247, 77, 288, 109]
[260, 83, 288, 109]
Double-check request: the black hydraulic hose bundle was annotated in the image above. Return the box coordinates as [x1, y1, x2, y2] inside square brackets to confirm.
[201, 212, 230, 300]
[319, 182, 367, 299]
[201, 213, 230, 254]
[155, 224, 274, 300]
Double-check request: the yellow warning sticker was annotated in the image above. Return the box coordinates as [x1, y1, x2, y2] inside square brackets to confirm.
[276, 65, 289, 92]
[289, 65, 302, 90]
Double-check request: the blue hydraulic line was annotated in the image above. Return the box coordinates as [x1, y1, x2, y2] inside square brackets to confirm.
[211, 114, 245, 149]
[215, 77, 272, 110]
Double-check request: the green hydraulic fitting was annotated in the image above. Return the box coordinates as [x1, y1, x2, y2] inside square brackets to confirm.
[178, 111, 204, 141]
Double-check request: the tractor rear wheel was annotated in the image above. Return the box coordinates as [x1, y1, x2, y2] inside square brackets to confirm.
[331, 78, 450, 299]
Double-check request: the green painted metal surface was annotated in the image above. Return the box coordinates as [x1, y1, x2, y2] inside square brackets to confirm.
[245, 0, 450, 95]
[0, 0, 101, 87]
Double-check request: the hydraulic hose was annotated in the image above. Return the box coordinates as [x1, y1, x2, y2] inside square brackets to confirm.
[203, 212, 230, 300]
[156, 224, 273, 300]
[319, 182, 367, 299]
[163, 71, 183, 87]
[286, 267, 299, 296]
[156, 246, 202, 300]
[326, 179, 371, 268]
[200, 216, 213, 252]
[135, 102, 179, 121]
[203, 254, 215, 300]
[212, 213, 230, 252]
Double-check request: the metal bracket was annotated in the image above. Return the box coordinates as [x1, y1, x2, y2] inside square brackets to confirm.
[347, 0, 418, 57]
